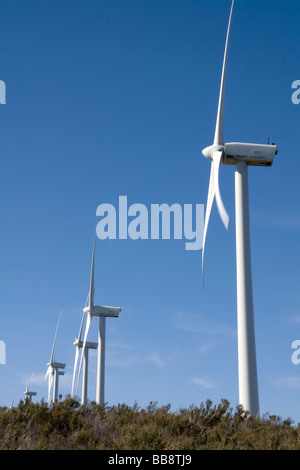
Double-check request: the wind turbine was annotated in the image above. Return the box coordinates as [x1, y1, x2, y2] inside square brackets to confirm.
[45, 310, 66, 404]
[24, 374, 37, 403]
[71, 311, 97, 405]
[201, 0, 277, 415]
[10, 383, 17, 409]
[77, 233, 121, 405]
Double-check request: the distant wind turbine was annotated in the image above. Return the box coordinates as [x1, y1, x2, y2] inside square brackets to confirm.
[45, 310, 66, 404]
[10, 383, 17, 409]
[71, 311, 97, 405]
[201, 0, 277, 415]
[24, 374, 37, 403]
[76, 232, 121, 405]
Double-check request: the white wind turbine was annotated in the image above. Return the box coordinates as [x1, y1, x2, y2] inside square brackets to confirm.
[71, 311, 97, 405]
[201, 0, 277, 415]
[45, 310, 66, 404]
[76, 233, 121, 405]
[24, 374, 37, 403]
[10, 383, 17, 409]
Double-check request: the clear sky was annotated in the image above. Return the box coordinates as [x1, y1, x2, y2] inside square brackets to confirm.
[1, 0, 300, 423]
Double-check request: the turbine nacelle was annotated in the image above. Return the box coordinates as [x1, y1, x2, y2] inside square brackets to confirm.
[83, 305, 121, 318]
[202, 142, 277, 166]
[73, 338, 97, 349]
[47, 361, 66, 370]
[224, 142, 278, 166]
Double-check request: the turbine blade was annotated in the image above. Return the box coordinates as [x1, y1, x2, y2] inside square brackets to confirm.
[212, 150, 229, 229]
[213, 0, 235, 146]
[88, 234, 96, 309]
[84, 291, 89, 308]
[28, 373, 34, 390]
[81, 313, 92, 369]
[71, 345, 80, 397]
[44, 364, 52, 392]
[76, 313, 92, 394]
[202, 151, 229, 279]
[44, 366, 50, 381]
[202, 161, 215, 275]
[71, 312, 86, 396]
[10, 384, 16, 409]
[78, 312, 85, 342]
[50, 309, 63, 363]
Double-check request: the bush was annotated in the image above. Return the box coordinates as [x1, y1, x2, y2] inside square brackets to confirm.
[0, 397, 299, 450]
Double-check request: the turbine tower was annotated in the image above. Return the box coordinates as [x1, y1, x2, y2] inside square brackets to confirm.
[201, 0, 277, 415]
[45, 310, 66, 404]
[77, 233, 121, 405]
[72, 312, 97, 405]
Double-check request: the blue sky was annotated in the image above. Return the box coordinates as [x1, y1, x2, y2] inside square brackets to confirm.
[1, 0, 300, 423]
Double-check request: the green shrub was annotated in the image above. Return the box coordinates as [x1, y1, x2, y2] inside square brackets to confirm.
[0, 397, 299, 450]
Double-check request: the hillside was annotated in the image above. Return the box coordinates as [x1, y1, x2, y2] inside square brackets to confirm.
[0, 397, 299, 450]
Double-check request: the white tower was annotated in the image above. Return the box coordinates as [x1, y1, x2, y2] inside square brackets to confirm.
[73, 336, 97, 405]
[76, 233, 121, 405]
[201, 0, 277, 415]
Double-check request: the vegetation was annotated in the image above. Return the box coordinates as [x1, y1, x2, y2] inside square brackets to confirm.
[0, 397, 299, 450]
